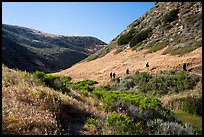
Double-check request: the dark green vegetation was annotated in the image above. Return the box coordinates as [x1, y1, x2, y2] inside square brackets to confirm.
[146, 41, 166, 53]
[162, 41, 202, 55]
[117, 28, 136, 45]
[34, 70, 72, 93]
[166, 95, 202, 116]
[31, 69, 201, 135]
[117, 27, 152, 49]
[129, 28, 152, 48]
[2, 24, 107, 73]
[113, 70, 200, 96]
[162, 9, 179, 23]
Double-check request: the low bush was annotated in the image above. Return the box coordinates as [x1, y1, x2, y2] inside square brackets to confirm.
[113, 70, 199, 96]
[162, 41, 201, 55]
[71, 80, 98, 92]
[173, 96, 202, 116]
[96, 85, 111, 91]
[146, 42, 166, 53]
[34, 70, 71, 94]
[117, 28, 136, 45]
[105, 112, 142, 135]
[162, 9, 179, 23]
[129, 27, 152, 48]
[146, 119, 194, 135]
[139, 71, 200, 94]
[92, 90, 177, 122]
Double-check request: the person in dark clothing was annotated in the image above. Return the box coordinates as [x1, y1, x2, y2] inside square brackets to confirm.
[112, 73, 116, 78]
[110, 72, 113, 78]
[146, 62, 149, 68]
[126, 69, 130, 75]
[146, 62, 149, 71]
[183, 63, 187, 71]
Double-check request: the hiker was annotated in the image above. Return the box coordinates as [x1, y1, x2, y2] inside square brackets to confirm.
[183, 63, 187, 71]
[146, 62, 149, 71]
[110, 72, 113, 78]
[146, 62, 149, 68]
[126, 69, 130, 75]
[112, 73, 116, 78]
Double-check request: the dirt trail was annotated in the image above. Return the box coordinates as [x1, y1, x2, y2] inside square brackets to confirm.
[53, 47, 202, 86]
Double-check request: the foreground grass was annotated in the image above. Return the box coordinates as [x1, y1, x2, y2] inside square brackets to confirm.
[2, 65, 94, 135]
[3, 65, 201, 135]
[173, 110, 202, 129]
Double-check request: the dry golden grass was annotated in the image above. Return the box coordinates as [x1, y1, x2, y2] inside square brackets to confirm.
[2, 65, 110, 135]
[2, 65, 61, 135]
[52, 47, 202, 86]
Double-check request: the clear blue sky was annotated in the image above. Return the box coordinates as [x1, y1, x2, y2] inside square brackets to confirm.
[2, 2, 156, 43]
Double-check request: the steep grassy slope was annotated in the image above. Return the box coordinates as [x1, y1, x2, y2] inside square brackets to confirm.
[86, 2, 201, 61]
[2, 65, 104, 135]
[2, 24, 107, 73]
[53, 47, 202, 86]
[54, 2, 202, 86]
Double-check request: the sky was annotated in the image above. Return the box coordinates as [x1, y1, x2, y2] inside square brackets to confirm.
[2, 2, 156, 43]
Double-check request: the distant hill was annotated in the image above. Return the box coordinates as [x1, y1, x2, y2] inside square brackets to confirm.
[2, 24, 107, 72]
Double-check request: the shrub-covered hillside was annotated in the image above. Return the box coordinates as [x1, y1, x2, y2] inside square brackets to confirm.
[86, 2, 202, 61]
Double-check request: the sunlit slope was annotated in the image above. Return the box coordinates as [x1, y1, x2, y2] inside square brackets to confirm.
[52, 47, 202, 86]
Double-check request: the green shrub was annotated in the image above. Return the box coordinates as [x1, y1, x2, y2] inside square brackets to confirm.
[162, 41, 201, 55]
[96, 85, 111, 91]
[130, 28, 152, 48]
[87, 117, 98, 126]
[179, 96, 202, 116]
[72, 80, 98, 92]
[146, 42, 166, 53]
[147, 119, 194, 135]
[112, 70, 199, 96]
[118, 28, 136, 45]
[34, 70, 71, 93]
[162, 9, 179, 23]
[184, 13, 202, 27]
[111, 77, 120, 83]
[92, 90, 176, 122]
[138, 70, 199, 95]
[105, 112, 142, 135]
[34, 70, 46, 79]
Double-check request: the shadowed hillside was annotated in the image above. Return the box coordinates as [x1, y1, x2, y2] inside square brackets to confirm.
[2, 24, 107, 73]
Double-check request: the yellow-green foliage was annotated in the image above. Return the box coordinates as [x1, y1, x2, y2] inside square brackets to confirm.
[173, 110, 202, 130]
[146, 42, 166, 53]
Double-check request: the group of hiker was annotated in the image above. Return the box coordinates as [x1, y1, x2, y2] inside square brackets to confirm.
[109, 62, 188, 79]
[110, 68, 130, 79]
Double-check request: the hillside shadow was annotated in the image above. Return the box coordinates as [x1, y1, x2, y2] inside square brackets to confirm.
[56, 102, 92, 135]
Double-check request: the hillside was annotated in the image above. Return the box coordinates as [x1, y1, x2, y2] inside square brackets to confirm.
[2, 24, 107, 73]
[3, 65, 201, 135]
[53, 46, 202, 86]
[2, 2, 202, 135]
[53, 2, 202, 86]
[85, 2, 201, 61]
